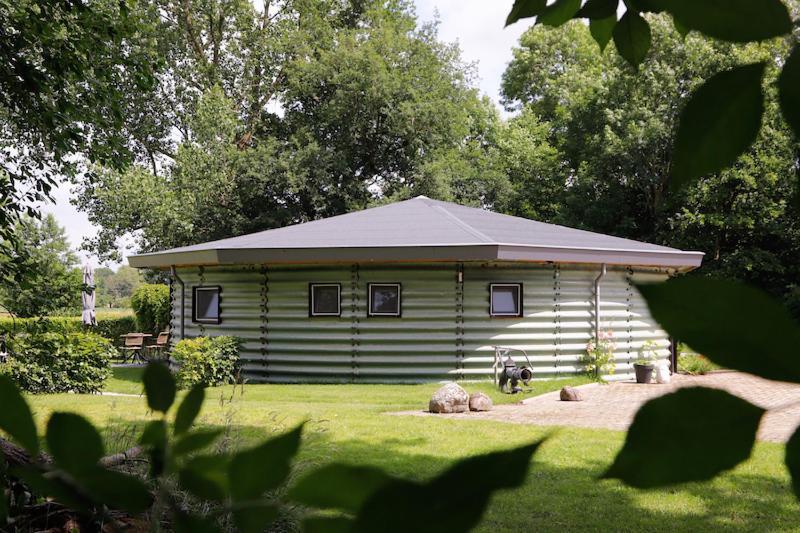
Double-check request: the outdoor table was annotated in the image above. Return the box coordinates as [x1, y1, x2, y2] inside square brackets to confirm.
[119, 334, 152, 364]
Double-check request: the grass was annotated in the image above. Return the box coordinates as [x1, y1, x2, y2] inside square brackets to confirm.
[23, 369, 800, 531]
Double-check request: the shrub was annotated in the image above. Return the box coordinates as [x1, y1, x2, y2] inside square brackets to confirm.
[3, 332, 114, 393]
[678, 352, 719, 375]
[171, 336, 240, 388]
[131, 284, 170, 334]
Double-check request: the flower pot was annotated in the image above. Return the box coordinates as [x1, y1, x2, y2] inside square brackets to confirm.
[634, 363, 654, 384]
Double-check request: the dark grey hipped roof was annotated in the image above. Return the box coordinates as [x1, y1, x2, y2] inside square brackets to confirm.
[128, 196, 703, 270]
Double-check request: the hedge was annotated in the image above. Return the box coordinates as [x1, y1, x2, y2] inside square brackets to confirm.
[3, 332, 114, 393]
[172, 336, 240, 389]
[0, 315, 137, 347]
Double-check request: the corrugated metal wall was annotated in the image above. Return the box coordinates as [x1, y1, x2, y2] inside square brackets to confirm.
[170, 263, 669, 383]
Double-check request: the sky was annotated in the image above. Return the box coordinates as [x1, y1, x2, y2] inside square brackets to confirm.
[40, 0, 528, 269]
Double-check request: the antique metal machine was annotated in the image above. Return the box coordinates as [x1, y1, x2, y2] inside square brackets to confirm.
[493, 346, 534, 394]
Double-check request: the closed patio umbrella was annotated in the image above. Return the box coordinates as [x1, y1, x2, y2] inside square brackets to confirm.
[81, 264, 97, 327]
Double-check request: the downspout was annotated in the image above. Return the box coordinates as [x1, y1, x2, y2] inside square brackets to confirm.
[593, 263, 607, 342]
[170, 266, 185, 339]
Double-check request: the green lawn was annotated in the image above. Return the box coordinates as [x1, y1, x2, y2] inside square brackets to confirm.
[23, 368, 800, 531]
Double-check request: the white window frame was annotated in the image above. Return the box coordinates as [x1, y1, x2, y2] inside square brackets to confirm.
[309, 283, 341, 317]
[368, 283, 402, 317]
[193, 286, 221, 324]
[490, 283, 523, 317]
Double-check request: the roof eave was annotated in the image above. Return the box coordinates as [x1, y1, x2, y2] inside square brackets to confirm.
[128, 244, 704, 271]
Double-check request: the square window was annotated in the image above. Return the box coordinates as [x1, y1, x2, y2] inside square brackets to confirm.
[310, 284, 341, 316]
[490, 284, 522, 317]
[368, 283, 401, 317]
[193, 286, 221, 324]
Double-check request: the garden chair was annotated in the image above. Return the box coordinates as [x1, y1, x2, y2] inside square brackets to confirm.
[145, 331, 170, 362]
[120, 334, 146, 364]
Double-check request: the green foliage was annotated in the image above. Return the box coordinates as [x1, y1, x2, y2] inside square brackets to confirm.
[671, 63, 767, 188]
[0, 375, 39, 454]
[638, 277, 800, 384]
[779, 44, 800, 139]
[94, 266, 141, 309]
[0, 215, 82, 317]
[0, 315, 136, 347]
[143, 362, 176, 413]
[603, 388, 764, 488]
[647, 0, 792, 43]
[613, 11, 651, 68]
[75, 1, 498, 261]
[171, 336, 240, 389]
[786, 427, 800, 498]
[0, 0, 156, 277]
[3, 332, 114, 394]
[677, 352, 718, 375]
[635, 340, 659, 366]
[0, 360, 539, 529]
[130, 284, 170, 334]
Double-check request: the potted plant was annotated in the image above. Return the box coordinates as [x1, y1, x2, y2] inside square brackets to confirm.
[633, 341, 658, 384]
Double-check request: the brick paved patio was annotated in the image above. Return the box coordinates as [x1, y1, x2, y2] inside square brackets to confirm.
[393, 372, 800, 442]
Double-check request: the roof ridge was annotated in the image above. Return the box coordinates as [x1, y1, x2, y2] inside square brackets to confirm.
[427, 202, 494, 243]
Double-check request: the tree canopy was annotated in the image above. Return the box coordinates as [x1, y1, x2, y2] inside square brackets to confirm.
[0, 215, 82, 317]
[76, 0, 496, 259]
[500, 16, 800, 310]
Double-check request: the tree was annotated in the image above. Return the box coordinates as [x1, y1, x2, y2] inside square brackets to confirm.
[75, 0, 494, 259]
[0, 0, 157, 277]
[503, 0, 800, 500]
[95, 266, 142, 309]
[501, 16, 800, 310]
[0, 215, 82, 317]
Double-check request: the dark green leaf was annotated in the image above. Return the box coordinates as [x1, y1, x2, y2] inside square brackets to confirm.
[0, 375, 39, 454]
[174, 384, 205, 435]
[625, 0, 663, 11]
[672, 15, 689, 37]
[603, 387, 763, 487]
[671, 62, 765, 187]
[46, 413, 104, 475]
[228, 424, 303, 501]
[786, 425, 800, 499]
[179, 454, 230, 501]
[82, 468, 152, 513]
[659, 0, 791, 43]
[233, 503, 279, 533]
[173, 429, 223, 457]
[538, 0, 581, 27]
[637, 277, 800, 383]
[140, 420, 168, 449]
[779, 45, 800, 139]
[303, 516, 353, 533]
[289, 464, 393, 514]
[613, 10, 651, 68]
[505, 0, 546, 26]
[354, 440, 543, 532]
[590, 15, 616, 52]
[577, 0, 617, 19]
[173, 511, 218, 533]
[11, 465, 89, 512]
[143, 362, 176, 413]
[140, 419, 168, 476]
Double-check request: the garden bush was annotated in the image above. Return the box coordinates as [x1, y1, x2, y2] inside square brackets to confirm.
[131, 284, 170, 334]
[3, 332, 114, 393]
[171, 336, 240, 388]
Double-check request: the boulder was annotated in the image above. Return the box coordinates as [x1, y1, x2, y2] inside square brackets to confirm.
[469, 392, 493, 412]
[560, 386, 583, 402]
[429, 383, 469, 413]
